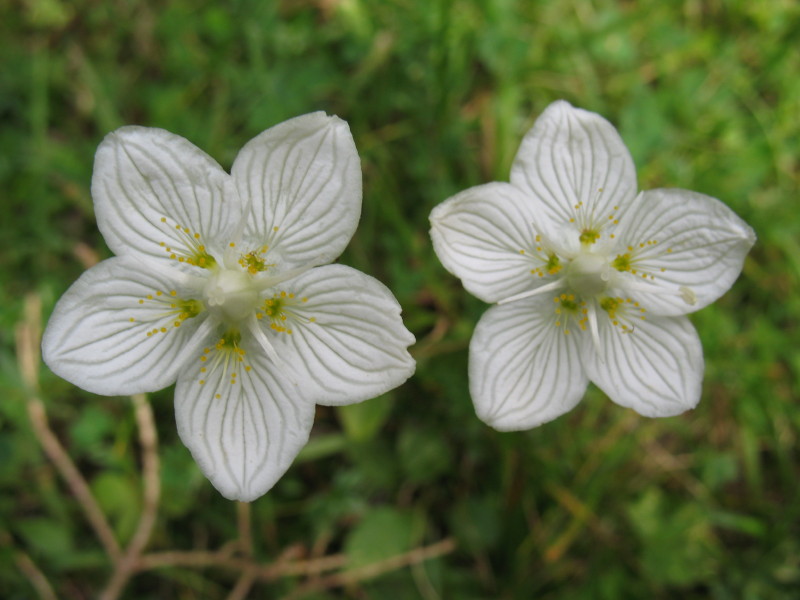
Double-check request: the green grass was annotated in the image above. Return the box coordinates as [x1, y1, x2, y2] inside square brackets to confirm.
[1, 0, 798, 598]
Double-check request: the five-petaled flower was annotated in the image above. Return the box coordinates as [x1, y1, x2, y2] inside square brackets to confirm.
[430, 100, 755, 430]
[43, 113, 416, 501]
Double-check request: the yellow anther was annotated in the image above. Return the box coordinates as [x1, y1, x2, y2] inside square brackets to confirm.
[579, 229, 601, 244]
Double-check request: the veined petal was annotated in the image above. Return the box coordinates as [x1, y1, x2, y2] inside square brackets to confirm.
[232, 112, 361, 271]
[612, 188, 756, 315]
[510, 100, 637, 234]
[261, 265, 415, 406]
[42, 256, 211, 396]
[174, 340, 315, 501]
[469, 296, 588, 430]
[93, 127, 241, 263]
[430, 182, 562, 304]
[583, 313, 703, 417]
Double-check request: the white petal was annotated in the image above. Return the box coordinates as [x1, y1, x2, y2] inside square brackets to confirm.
[263, 265, 415, 406]
[92, 127, 242, 263]
[42, 256, 212, 396]
[612, 188, 756, 315]
[232, 112, 361, 270]
[174, 341, 315, 501]
[510, 100, 637, 233]
[430, 182, 563, 304]
[469, 296, 588, 430]
[583, 313, 704, 417]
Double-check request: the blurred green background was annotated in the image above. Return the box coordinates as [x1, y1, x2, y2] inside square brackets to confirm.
[2, 0, 798, 598]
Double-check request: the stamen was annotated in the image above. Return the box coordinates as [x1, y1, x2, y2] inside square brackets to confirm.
[158, 217, 216, 269]
[238, 245, 273, 274]
[134, 290, 203, 336]
[261, 290, 314, 333]
[598, 295, 643, 334]
[570, 188, 619, 244]
[587, 302, 602, 362]
[246, 315, 284, 369]
[198, 329, 249, 386]
[679, 286, 697, 306]
[499, 279, 565, 305]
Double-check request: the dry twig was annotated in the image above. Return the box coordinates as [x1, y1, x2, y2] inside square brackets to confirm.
[17, 292, 457, 598]
[16, 294, 122, 563]
[226, 502, 257, 600]
[99, 393, 162, 600]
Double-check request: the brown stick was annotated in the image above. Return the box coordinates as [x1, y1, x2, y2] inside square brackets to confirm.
[14, 550, 58, 600]
[226, 502, 256, 600]
[135, 549, 347, 576]
[16, 295, 122, 564]
[226, 568, 258, 600]
[99, 394, 162, 600]
[280, 538, 456, 598]
[136, 536, 454, 586]
[236, 501, 253, 556]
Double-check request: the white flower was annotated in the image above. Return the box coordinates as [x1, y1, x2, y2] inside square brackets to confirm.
[43, 113, 416, 501]
[429, 100, 755, 430]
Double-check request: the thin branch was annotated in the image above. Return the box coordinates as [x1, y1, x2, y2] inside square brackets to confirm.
[226, 502, 256, 600]
[257, 550, 348, 580]
[100, 394, 162, 600]
[16, 295, 122, 563]
[226, 568, 258, 600]
[236, 501, 253, 557]
[135, 537, 455, 595]
[305, 537, 455, 586]
[280, 538, 456, 599]
[1, 531, 58, 600]
[135, 549, 347, 577]
[15, 550, 58, 600]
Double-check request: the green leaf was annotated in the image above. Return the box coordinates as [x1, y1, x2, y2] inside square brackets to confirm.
[160, 445, 204, 518]
[337, 394, 394, 442]
[345, 507, 416, 569]
[449, 496, 500, 552]
[627, 488, 721, 586]
[69, 405, 114, 454]
[295, 433, 347, 463]
[16, 517, 73, 565]
[91, 472, 141, 543]
[397, 426, 453, 486]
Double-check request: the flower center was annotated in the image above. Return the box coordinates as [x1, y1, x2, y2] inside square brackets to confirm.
[566, 252, 610, 297]
[203, 268, 259, 323]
